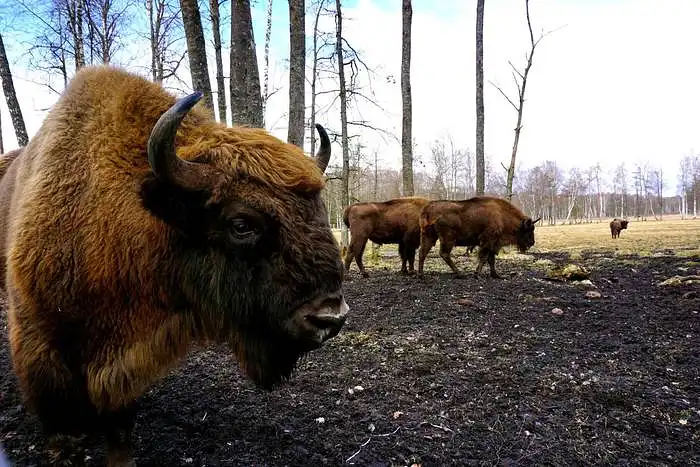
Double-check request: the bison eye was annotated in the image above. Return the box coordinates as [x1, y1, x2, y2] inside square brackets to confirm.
[230, 217, 260, 241]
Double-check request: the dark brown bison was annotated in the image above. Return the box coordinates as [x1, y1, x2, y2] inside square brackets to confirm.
[418, 196, 540, 278]
[342, 197, 429, 277]
[0, 66, 348, 466]
[610, 218, 629, 238]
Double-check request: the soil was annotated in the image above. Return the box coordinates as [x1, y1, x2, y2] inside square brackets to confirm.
[1, 251, 699, 466]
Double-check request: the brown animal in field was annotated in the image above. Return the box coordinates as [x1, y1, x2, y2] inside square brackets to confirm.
[0, 65, 348, 466]
[343, 197, 429, 277]
[418, 196, 540, 278]
[610, 218, 629, 238]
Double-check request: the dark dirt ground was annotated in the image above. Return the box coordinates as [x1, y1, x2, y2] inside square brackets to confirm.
[1, 250, 699, 466]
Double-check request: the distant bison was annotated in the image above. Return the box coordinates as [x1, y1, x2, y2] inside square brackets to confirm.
[0, 66, 348, 465]
[418, 196, 540, 278]
[343, 197, 429, 277]
[610, 218, 629, 238]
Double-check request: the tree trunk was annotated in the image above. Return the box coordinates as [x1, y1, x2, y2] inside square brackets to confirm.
[336, 0, 350, 248]
[0, 109, 4, 153]
[230, 0, 264, 127]
[209, 0, 228, 124]
[475, 0, 485, 195]
[309, 0, 324, 156]
[287, 0, 306, 148]
[400, 0, 414, 196]
[261, 0, 273, 122]
[0, 33, 29, 147]
[180, 0, 214, 114]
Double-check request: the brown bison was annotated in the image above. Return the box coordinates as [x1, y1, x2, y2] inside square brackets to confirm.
[610, 218, 629, 238]
[418, 196, 540, 278]
[0, 66, 348, 466]
[343, 197, 429, 277]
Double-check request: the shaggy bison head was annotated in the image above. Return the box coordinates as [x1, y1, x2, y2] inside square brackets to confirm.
[516, 217, 541, 253]
[140, 92, 347, 389]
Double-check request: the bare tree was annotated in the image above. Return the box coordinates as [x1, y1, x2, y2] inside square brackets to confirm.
[400, 0, 414, 196]
[475, 0, 485, 195]
[180, 0, 214, 114]
[335, 0, 350, 247]
[0, 33, 29, 147]
[287, 0, 305, 147]
[209, 0, 227, 123]
[84, 0, 129, 64]
[491, 0, 556, 200]
[230, 0, 263, 127]
[146, 0, 185, 84]
[308, 0, 326, 156]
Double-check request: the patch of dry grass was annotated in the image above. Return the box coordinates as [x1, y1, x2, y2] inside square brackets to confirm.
[531, 218, 700, 257]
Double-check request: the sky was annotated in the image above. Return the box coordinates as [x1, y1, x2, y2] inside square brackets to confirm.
[1, 0, 699, 195]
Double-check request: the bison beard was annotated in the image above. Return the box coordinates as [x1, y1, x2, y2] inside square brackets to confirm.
[0, 66, 347, 466]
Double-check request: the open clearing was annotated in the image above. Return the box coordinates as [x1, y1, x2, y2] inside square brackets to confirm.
[1, 219, 699, 466]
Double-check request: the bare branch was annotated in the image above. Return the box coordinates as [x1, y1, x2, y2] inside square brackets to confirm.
[489, 80, 519, 112]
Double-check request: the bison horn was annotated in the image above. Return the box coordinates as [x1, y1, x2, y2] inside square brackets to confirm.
[532, 217, 542, 224]
[314, 124, 332, 173]
[148, 91, 215, 191]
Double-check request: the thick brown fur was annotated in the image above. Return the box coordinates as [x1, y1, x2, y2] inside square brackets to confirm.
[343, 197, 429, 277]
[418, 196, 539, 278]
[0, 66, 344, 465]
[610, 218, 629, 238]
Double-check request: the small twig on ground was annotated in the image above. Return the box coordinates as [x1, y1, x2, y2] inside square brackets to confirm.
[345, 426, 401, 463]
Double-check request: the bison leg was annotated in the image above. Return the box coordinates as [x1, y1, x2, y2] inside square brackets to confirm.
[439, 239, 461, 275]
[406, 246, 417, 274]
[475, 247, 489, 277]
[487, 251, 502, 279]
[398, 242, 409, 275]
[345, 236, 369, 277]
[418, 234, 437, 275]
[47, 434, 87, 466]
[104, 405, 138, 467]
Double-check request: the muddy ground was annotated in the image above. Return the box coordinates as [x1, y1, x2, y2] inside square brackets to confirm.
[1, 250, 699, 466]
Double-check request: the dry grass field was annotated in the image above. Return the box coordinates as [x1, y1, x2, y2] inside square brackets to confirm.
[336, 217, 700, 272]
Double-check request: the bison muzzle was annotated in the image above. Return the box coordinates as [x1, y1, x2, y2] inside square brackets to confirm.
[0, 66, 348, 466]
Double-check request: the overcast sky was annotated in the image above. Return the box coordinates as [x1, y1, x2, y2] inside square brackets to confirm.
[2, 0, 698, 194]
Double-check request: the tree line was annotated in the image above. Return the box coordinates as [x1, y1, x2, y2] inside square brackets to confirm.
[321, 138, 700, 228]
[1, 1, 696, 241]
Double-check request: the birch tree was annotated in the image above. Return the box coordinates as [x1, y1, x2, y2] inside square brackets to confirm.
[475, 0, 485, 195]
[401, 0, 414, 195]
